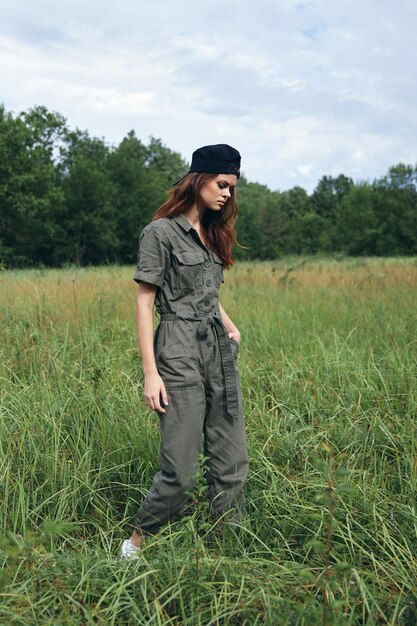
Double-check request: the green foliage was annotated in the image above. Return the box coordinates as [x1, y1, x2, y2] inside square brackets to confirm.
[60, 130, 119, 265]
[0, 105, 66, 266]
[1, 103, 417, 268]
[0, 106, 188, 269]
[336, 184, 380, 255]
[108, 133, 187, 263]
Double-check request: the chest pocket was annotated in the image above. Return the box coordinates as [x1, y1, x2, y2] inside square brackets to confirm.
[172, 249, 204, 295]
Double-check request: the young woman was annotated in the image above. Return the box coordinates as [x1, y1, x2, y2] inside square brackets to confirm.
[121, 144, 249, 559]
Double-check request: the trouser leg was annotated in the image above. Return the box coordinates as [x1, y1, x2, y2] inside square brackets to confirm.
[134, 384, 206, 533]
[204, 358, 249, 520]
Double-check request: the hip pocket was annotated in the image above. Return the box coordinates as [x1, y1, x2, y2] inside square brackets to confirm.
[155, 320, 178, 360]
[155, 319, 193, 361]
[230, 337, 240, 358]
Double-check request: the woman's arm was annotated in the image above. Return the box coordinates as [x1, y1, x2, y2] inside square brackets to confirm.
[136, 283, 168, 413]
[218, 302, 241, 343]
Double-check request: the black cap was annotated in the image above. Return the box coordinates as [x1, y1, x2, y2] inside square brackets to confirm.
[173, 143, 241, 186]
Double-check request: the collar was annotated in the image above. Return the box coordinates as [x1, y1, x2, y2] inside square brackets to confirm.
[172, 213, 193, 233]
[172, 213, 223, 263]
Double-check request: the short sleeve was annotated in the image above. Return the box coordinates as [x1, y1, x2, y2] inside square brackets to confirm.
[133, 224, 170, 287]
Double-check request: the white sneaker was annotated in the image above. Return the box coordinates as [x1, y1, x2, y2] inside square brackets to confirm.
[120, 538, 141, 561]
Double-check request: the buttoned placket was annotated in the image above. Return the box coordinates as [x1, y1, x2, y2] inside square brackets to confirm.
[186, 225, 217, 312]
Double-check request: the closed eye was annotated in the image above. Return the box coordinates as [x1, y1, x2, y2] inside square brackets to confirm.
[218, 183, 235, 192]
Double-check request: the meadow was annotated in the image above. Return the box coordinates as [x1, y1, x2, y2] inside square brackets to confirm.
[1, 257, 417, 625]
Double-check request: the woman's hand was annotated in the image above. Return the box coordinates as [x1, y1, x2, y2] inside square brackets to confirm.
[228, 330, 241, 344]
[219, 302, 241, 345]
[144, 373, 169, 413]
[136, 283, 168, 414]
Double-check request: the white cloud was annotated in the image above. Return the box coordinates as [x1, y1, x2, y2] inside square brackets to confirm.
[297, 164, 313, 177]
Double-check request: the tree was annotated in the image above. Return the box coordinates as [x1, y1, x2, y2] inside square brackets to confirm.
[60, 129, 118, 265]
[372, 164, 417, 255]
[0, 105, 66, 267]
[107, 131, 149, 263]
[336, 184, 379, 255]
[308, 174, 354, 252]
[235, 179, 273, 259]
[279, 186, 309, 253]
[107, 134, 188, 263]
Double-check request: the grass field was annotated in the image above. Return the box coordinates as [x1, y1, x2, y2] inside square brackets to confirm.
[1, 257, 417, 625]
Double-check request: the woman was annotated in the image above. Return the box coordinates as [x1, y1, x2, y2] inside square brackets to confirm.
[121, 144, 249, 559]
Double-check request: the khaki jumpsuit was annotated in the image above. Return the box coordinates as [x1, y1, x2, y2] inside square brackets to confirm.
[132, 213, 249, 533]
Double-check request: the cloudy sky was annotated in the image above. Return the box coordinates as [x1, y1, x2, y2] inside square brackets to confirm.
[1, 0, 415, 192]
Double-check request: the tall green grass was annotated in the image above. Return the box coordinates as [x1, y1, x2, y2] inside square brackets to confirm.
[1, 258, 417, 625]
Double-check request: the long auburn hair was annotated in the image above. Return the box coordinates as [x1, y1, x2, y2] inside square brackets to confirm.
[151, 173, 238, 269]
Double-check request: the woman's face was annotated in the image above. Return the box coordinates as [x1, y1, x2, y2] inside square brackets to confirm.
[198, 174, 237, 212]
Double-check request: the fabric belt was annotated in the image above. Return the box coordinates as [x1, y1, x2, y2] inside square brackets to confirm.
[159, 311, 239, 420]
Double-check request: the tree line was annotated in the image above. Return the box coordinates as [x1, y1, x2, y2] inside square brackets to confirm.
[1, 104, 416, 268]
